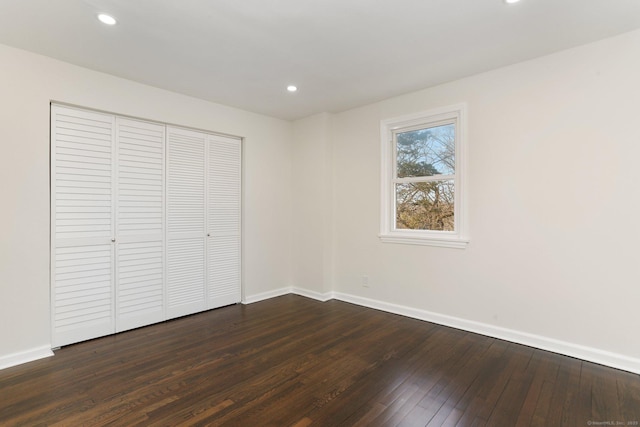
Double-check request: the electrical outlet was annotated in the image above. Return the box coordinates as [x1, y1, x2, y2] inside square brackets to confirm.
[362, 275, 369, 287]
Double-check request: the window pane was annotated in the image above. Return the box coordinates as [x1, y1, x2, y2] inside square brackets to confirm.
[396, 180, 454, 231]
[396, 123, 455, 178]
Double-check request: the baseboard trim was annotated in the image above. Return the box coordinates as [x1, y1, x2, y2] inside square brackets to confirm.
[332, 292, 640, 375]
[0, 346, 54, 370]
[242, 287, 292, 304]
[291, 287, 334, 302]
[244, 287, 334, 304]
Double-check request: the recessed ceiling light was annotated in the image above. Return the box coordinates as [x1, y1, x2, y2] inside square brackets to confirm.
[97, 14, 117, 25]
[287, 85, 298, 93]
[504, 0, 521, 3]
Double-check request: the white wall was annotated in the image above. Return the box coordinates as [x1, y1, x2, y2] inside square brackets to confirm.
[294, 29, 640, 371]
[291, 113, 334, 297]
[0, 43, 293, 366]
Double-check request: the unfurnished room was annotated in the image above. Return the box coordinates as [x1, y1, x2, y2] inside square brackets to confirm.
[1, 0, 640, 425]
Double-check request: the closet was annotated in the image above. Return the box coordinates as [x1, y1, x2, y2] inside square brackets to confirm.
[166, 126, 242, 319]
[51, 104, 241, 347]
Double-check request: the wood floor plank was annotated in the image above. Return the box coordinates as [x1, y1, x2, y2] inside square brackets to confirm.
[590, 362, 623, 423]
[311, 328, 443, 426]
[514, 351, 553, 425]
[332, 328, 474, 426]
[0, 295, 639, 426]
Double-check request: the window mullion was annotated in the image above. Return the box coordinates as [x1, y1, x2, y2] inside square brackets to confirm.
[393, 174, 455, 184]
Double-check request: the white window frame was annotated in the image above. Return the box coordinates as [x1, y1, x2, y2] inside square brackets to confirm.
[379, 103, 468, 248]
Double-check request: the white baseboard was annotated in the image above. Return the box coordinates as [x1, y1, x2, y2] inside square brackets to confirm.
[244, 286, 334, 304]
[242, 287, 292, 304]
[0, 346, 54, 370]
[291, 287, 334, 302]
[333, 292, 640, 375]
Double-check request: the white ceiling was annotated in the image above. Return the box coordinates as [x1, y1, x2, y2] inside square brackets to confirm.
[1, 0, 639, 120]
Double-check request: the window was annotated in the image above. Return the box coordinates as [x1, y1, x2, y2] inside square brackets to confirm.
[380, 104, 468, 248]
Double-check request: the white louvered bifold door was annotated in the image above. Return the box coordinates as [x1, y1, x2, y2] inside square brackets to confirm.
[115, 118, 166, 332]
[166, 127, 207, 319]
[53, 106, 242, 346]
[207, 135, 241, 308]
[51, 105, 116, 347]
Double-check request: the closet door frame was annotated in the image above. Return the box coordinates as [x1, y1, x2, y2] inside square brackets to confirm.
[52, 104, 243, 347]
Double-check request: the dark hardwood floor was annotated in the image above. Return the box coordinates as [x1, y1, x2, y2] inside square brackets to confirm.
[1, 295, 639, 426]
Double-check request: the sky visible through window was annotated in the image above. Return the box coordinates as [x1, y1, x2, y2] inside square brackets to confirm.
[395, 123, 455, 231]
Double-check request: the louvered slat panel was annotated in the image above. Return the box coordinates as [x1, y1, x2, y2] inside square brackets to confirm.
[166, 127, 207, 318]
[117, 118, 165, 236]
[208, 236, 241, 307]
[167, 129, 205, 235]
[52, 244, 113, 346]
[116, 240, 164, 331]
[208, 136, 241, 238]
[167, 238, 205, 317]
[115, 118, 165, 332]
[51, 105, 115, 347]
[53, 108, 113, 240]
[207, 135, 241, 308]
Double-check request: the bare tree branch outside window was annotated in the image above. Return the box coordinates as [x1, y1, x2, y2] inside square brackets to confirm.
[395, 124, 455, 231]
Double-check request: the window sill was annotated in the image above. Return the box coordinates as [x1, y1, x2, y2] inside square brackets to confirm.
[379, 233, 469, 249]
